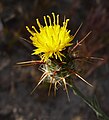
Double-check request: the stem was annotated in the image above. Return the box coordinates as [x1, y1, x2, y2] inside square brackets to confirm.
[69, 83, 109, 120]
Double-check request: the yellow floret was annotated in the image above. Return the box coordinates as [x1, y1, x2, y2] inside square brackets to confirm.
[26, 12, 73, 62]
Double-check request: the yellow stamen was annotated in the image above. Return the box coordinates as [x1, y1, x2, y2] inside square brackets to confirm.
[36, 19, 42, 29]
[57, 14, 59, 25]
[26, 26, 35, 36]
[52, 12, 55, 25]
[32, 26, 38, 33]
[47, 15, 51, 26]
[44, 16, 47, 26]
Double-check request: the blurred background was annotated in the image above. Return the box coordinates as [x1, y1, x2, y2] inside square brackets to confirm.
[0, 0, 109, 120]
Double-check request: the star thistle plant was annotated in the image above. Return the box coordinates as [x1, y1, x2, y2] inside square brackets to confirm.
[26, 12, 73, 62]
[17, 12, 109, 120]
[25, 12, 92, 98]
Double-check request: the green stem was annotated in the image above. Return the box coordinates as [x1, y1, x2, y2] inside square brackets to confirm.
[69, 83, 109, 120]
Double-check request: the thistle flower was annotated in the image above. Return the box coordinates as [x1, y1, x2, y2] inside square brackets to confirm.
[24, 13, 92, 99]
[26, 12, 73, 62]
[19, 12, 93, 100]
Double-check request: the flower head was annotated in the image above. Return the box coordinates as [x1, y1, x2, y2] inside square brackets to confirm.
[26, 12, 73, 62]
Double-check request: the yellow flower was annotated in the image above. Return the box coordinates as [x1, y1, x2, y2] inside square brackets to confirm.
[26, 12, 73, 62]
